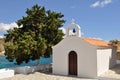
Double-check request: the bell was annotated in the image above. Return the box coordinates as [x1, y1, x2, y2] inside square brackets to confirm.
[73, 28, 76, 33]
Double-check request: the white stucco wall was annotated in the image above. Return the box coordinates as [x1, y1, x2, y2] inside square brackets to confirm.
[0, 69, 14, 79]
[53, 36, 98, 78]
[97, 48, 116, 76]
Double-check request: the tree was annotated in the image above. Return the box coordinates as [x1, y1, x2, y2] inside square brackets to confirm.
[4, 4, 65, 65]
[109, 40, 120, 60]
[109, 40, 119, 47]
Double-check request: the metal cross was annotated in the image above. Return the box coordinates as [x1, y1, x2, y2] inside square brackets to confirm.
[71, 19, 75, 23]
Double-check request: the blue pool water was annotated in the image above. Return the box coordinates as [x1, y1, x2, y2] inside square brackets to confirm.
[0, 56, 52, 69]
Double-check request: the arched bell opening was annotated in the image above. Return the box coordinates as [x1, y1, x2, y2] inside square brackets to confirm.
[66, 20, 81, 37]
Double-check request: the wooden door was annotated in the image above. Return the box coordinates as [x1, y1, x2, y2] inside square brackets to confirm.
[69, 51, 77, 75]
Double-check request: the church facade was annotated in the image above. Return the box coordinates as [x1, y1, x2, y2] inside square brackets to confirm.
[52, 21, 116, 78]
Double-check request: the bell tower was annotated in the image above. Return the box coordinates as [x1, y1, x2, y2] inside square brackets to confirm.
[66, 19, 81, 37]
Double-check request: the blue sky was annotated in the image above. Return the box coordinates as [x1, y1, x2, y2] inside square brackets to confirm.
[0, 0, 120, 41]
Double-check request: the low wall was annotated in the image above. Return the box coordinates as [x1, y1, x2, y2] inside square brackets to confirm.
[0, 69, 14, 79]
[11, 64, 52, 74]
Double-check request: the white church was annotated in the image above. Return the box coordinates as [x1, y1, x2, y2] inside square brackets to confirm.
[52, 21, 116, 78]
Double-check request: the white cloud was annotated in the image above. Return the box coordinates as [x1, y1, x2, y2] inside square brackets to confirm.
[92, 37, 103, 40]
[0, 22, 18, 31]
[59, 27, 74, 36]
[0, 36, 4, 38]
[59, 27, 66, 34]
[59, 27, 66, 38]
[90, 0, 112, 8]
[90, 1, 100, 8]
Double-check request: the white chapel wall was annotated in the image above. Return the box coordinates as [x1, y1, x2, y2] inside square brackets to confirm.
[97, 48, 115, 76]
[53, 36, 98, 78]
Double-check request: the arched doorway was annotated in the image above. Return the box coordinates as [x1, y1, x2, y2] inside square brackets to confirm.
[69, 51, 77, 75]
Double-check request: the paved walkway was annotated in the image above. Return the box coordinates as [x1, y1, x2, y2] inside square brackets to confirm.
[0, 72, 97, 80]
[100, 64, 120, 79]
[2, 64, 120, 80]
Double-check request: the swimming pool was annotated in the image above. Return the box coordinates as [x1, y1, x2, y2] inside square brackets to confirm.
[0, 56, 52, 69]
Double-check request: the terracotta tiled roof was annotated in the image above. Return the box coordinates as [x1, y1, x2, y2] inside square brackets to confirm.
[81, 38, 111, 47]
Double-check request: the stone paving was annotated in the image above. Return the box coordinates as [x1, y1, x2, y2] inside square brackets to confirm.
[0, 72, 98, 80]
[100, 64, 120, 79]
[2, 64, 120, 80]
